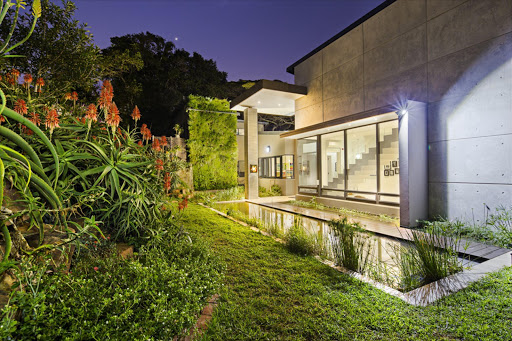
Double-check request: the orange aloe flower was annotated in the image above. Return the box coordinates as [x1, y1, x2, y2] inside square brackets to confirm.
[45, 109, 60, 137]
[29, 112, 41, 126]
[164, 172, 171, 192]
[141, 123, 152, 143]
[159, 135, 167, 148]
[21, 125, 34, 135]
[0, 115, 5, 125]
[23, 74, 33, 87]
[106, 102, 121, 133]
[14, 99, 28, 116]
[71, 91, 78, 101]
[98, 80, 114, 115]
[152, 138, 161, 152]
[35, 77, 45, 93]
[155, 159, 164, 171]
[137, 140, 143, 147]
[65, 93, 73, 101]
[131, 105, 141, 124]
[85, 104, 98, 130]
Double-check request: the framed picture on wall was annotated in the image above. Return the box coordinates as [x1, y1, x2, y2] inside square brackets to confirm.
[384, 169, 390, 176]
[389, 170, 394, 176]
[395, 168, 399, 175]
[392, 161, 398, 168]
[385, 164, 390, 169]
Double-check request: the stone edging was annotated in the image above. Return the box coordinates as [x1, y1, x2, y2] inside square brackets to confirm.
[201, 203, 512, 306]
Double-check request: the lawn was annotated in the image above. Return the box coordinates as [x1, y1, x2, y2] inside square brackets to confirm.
[183, 204, 512, 341]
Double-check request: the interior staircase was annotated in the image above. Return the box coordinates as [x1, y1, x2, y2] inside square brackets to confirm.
[326, 128, 398, 191]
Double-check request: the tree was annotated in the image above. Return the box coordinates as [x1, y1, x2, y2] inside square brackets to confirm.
[103, 32, 246, 136]
[0, 0, 142, 99]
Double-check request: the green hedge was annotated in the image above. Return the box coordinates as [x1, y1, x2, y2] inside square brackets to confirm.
[188, 95, 237, 190]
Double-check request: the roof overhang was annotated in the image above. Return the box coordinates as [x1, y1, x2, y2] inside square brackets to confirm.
[280, 105, 398, 139]
[230, 79, 307, 116]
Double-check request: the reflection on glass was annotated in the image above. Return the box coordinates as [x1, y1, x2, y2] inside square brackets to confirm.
[379, 120, 399, 195]
[321, 130, 345, 189]
[298, 137, 318, 187]
[346, 125, 377, 192]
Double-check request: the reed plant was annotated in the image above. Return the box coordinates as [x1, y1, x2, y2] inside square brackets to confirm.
[328, 217, 375, 274]
[394, 225, 464, 291]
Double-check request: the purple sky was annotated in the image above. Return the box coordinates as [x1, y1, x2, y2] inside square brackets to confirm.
[73, 0, 385, 82]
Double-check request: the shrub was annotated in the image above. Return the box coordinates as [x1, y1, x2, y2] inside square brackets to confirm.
[1, 226, 223, 340]
[329, 217, 375, 273]
[284, 217, 317, 256]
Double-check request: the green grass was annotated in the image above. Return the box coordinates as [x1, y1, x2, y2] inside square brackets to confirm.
[182, 204, 512, 340]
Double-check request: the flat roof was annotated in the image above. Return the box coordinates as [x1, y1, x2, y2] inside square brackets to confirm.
[230, 79, 307, 115]
[280, 105, 397, 139]
[286, 0, 397, 75]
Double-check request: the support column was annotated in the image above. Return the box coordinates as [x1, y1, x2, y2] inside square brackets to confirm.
[244, 107, 258, 199]
[399, 100, 428, 227]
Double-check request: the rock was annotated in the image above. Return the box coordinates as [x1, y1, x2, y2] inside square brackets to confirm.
[116, 243, 134, 259]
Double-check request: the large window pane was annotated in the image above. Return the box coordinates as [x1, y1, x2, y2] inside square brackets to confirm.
[379, 121, 399, 195]
[298, 137, 318, 187]
[282, 155, 294, 179]
[321, 130, 345, 189]
[346, 125, 377, 193]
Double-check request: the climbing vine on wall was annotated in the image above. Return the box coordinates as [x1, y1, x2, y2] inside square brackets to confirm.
[187, 95, 237, 190]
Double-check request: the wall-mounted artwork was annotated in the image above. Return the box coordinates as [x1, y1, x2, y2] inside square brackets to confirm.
[389, 170, 394, 176]
[391, 161, 398, 168]
[395, 168, 399, 175]
[385, 164, 390, 169]
[384, 169, 390, 176]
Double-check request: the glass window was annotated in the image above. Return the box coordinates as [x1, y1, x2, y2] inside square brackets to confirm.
[346, 125, 377, 193]
[282, 155, 294, 179]
[298, 137, 318, 187]
[258, 155, 294, 179]
[378, 120, 399, 195]
[321, 130, 345, 190]
[237, 160, 245, 177]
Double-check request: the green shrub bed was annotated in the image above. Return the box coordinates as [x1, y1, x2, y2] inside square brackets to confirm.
[0, 227, 223, 340]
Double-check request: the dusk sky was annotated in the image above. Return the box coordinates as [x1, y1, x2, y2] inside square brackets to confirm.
[72, 0, 385, 82]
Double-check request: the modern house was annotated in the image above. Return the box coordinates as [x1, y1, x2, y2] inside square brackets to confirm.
[231, 0, 512, 227]
[235, 119, 297, 195]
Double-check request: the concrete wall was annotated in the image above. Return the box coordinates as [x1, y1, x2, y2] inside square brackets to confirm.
[293, 0, 512, 223]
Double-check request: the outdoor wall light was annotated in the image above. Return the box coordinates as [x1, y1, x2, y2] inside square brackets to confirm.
[397, 109, 408, 117]
[265, 146, 271, 153]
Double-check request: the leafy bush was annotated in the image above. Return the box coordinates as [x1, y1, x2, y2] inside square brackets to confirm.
[194, 186, 244, 205]
[329, 217, 375, 273]
[259, 184, 282, 197]
[284, 217, 318, 256]
[1, 226, 223, 340]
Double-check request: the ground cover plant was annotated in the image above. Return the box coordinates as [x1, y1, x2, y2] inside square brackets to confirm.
[0, 219, 223, 340]
[183, 204, 512, 340]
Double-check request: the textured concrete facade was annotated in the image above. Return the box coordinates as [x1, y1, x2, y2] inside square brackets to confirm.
[244, 108, 259, 199]
[291, 0, 512, 222]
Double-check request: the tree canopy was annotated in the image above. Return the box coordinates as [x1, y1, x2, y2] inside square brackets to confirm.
[103, 32, 247, 136]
